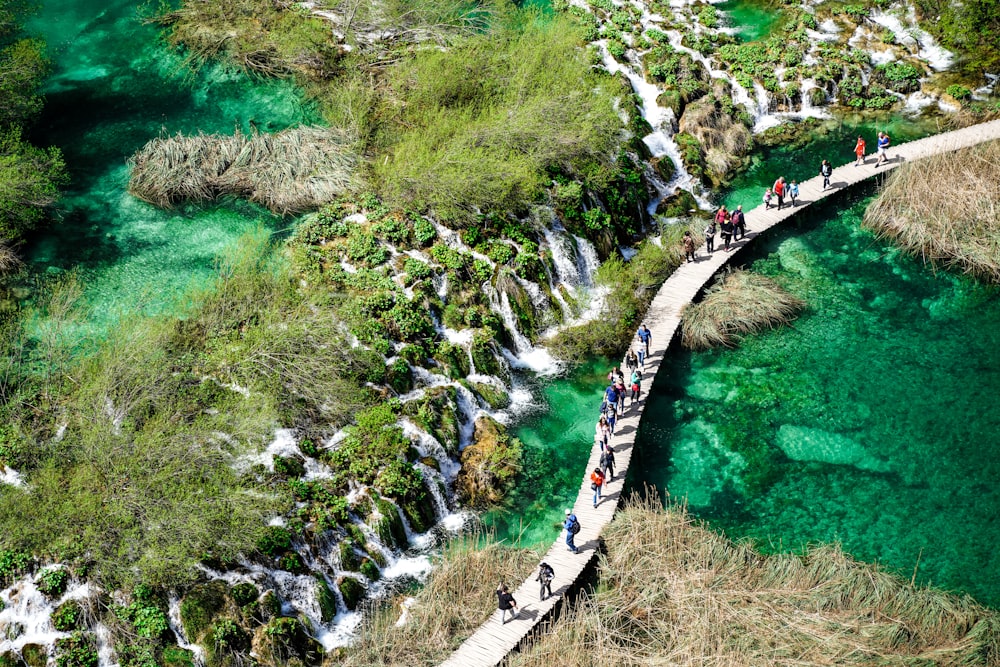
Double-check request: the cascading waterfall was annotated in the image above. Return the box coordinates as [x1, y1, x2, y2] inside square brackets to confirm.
[168, 595, 205, 666]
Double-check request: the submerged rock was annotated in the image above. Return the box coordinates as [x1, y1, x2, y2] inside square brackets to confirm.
[455, 416, 522, 507]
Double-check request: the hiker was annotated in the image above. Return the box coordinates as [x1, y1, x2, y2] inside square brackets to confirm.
[682, 230, 696, 263]
[854, 135, 866, 166]
[625, 349, 639, 375]
[714, 205, 728, 227]
[607, 366, 624, 384]
[595, 415, 610, 450]
[591, 467, 605, 507]
[875, 131, 891, 167]
[789, 180, 799, 206]
[820, 159, 833, 189]
[630, 368, 642, 405]
[704, 218, 716, 253]
[614, 378, 627, 412]
[773, 176, 786, 210]
[537, 562, 555, 601]
[604, 383, 618, 414]
[731, 205, 746, 241]
[637, 325, 652, 361]
[606, 403, 617, 435]
[600, 445, 616, 482]
[564, 510, 580, 554]
[496, 583, 519, 624]
[720, 213, 734, 252]
[763, 187, 773, 209]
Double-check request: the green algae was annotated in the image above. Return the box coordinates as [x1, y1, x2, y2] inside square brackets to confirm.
[635, 189, 1000, 606]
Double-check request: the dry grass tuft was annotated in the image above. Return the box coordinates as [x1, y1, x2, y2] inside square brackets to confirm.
[680, 269, 805, 350]
[864, 139, 1000, 282]
[0, 242, 23, 274]
[337, 532, 540, 666]
[508, 496, 1000, 667]
[127, 126, 358, 215]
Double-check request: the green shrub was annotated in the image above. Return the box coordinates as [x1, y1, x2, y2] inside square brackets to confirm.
[179, 582, 227, 642]
[257, 526, 292, 557]
[36, 567, 69, 597]
[52, 601, 83, 632]
[0, 549, 31, 585]
[338, 576, 366, 611]
[946, 84, 972, 100]
[230, 583, 259, 608]
[55, 633, 97, 667]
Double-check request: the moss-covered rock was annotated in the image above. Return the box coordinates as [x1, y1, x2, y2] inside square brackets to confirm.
[205, 618, 250, 667]
[651, 155, 676, 183]
[316, 577, 338, 623]
[253, 590, 281, 626]
[338, 540, 361, 572]
[467, 380, 510, 410]
[179, 581, 228, 644]
[470, 330, 509, 382]
[359, 558, 380, 582]
[54, 632, 97, 667]
[402, 385, 461, 455]
[432, 341, 470, 380]
[337, 576, 365, 611]
[398, 494, 436, 534]
[0, 652, 20, 667]
[384, 358, 413, 394]
[252, 617, 322, 667]
[273, 455, 306, 478]
[51, 600, 83, 632]
[19, 645, 46, 667]
[372, 498, 407, 550]
[455, 416, 523, 507]
[656, 188, 700, 218]
[162, 645, 195, 667]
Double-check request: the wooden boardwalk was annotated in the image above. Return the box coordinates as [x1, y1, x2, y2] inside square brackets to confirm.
[439, 120, 1000, 667]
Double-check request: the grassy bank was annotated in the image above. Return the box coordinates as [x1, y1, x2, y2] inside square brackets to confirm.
[337, 497, 1000, 664]
[864, 139, 1000, 282]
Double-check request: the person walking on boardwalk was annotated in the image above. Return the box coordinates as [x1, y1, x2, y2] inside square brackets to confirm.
[875, 131, 891, 167]
[595, 415, 610, 450]
[591, 467, 605, 507]
[789, 179, 799, 206]
[637, 325, 652, 362]
[720, 213, 734, 252]
[854, 135, 866, 166]
[603, 383, 618, 416]
[731, 205, 746, 241]
[704, 218, 716, 253]
[820, 159, 833, 189]
[763, 187, 773, 209]
[625, 348, 639, 375]
[682, 230, 696, 263]
[600, 445, 616, 482]
[496, 583, 518, 624]
[629, 368, 642, 405]
[564, 510, 580, 554]
[773, 176, 786, 210]
[537, 562, 555, 601]
[614, 377, 626, 412]
[606, 402, 617, 435]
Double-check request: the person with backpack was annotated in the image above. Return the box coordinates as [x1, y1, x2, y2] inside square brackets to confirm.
[854, 135, 866, 166]
[637, 325, 652, 361]
[496, 583, 519, 623]
[537, 562, 555, 601]
[789, 180, 799, 206]
[703, 219, 716, 253]
[875, 132, 891, 167]
[591, 467, 605, 507]
[630, 368, 642, 405]
[600, 445, 616, 482]
[731, 205, 746, 241]
[820, 159, 833, 190]
[564, 510, 580, 554]
[682, 230, 696, 263]
[595, 415, 610, 450]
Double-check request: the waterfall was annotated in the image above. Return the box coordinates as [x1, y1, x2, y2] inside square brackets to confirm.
[168, 595, 206, 666]
[0, 576, 97, 662]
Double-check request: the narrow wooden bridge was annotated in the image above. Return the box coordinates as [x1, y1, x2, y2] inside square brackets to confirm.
[439, 119, 1000, 667]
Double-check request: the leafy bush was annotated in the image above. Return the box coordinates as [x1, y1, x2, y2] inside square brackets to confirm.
[36, 566, 69, 597]
[55, 633, 98, 667]
[946, 84, 972, 100]
[257, 527, 292, 558]
[52, 601, 83, 632]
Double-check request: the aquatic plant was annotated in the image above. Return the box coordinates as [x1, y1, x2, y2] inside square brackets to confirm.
[864, 140, 1000, 283]
[127, 126, 358, 215]
[680, 270, 806, 350]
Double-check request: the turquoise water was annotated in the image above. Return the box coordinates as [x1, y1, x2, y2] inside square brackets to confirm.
[21, 0, 316, 332]
[633, 189, 1000, 606]
[717, 0, 781, 42]
[483, 359, 610, 547]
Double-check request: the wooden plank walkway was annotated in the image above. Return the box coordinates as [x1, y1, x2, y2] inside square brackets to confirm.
[439, 119, 1000, 667]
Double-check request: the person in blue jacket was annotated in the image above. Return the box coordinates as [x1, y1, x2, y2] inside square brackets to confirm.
[637, 324, 652, 364]
[564, 510, 580, 554]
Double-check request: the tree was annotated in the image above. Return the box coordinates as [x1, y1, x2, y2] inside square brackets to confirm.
[0, 128, 66, 241]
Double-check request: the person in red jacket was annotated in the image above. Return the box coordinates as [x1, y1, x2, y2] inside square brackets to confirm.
[854, 135, 866, 166]
[773, 176, 786, 210]
[591, 468, 605, 507]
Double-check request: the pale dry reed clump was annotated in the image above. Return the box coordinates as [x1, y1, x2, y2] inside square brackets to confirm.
[0, 242, 22, 273]
[127, 126, 358, 215]
[337, 533, 540, 666]
[509, 497, 1000, 667]
[680, 269, 805, 349]
[864, 140, 1000, 282]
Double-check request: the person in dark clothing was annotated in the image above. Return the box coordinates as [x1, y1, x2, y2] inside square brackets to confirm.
[537, 562, 555, 601]
[820, 159, 832, 189]
[720, 215, 734, 251]
[637, 325, 652, 359]
[682, 230, 696, 263]
[600, 446, 616, 482]
[704, 220, 716, 253]
[625, 349, 639, 375]
[496, 583, 518, 623]
[731, 205, 746, 241]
